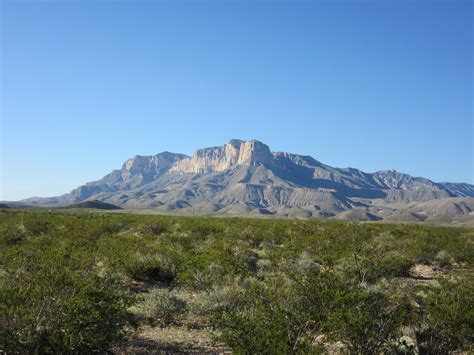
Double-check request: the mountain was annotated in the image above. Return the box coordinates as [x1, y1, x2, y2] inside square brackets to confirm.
[21, 139, 474, 224]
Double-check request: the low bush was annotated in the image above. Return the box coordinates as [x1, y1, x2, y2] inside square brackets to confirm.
[416, 278, 474, 353]
[213, 277, 315, 353]
[136, 288, 187, 326]
[434, 250, 454, 268]
[214, 269, 412, 354]
[190, 278, 248, 316]
[0, 247, 135, 354]
[125, 253, 176, 283]
[0, 223, 28, 245]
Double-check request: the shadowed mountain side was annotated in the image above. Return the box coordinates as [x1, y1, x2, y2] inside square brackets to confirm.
[63, 200, 122, 210]
[0, 202, 31, 209]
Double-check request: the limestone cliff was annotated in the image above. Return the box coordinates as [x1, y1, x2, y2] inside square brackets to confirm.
[170, 139, 274, 173]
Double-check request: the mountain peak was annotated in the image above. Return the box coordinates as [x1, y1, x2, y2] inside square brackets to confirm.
[228, 138, 244, 147]
[171, 139, 274, 173]
[121, 151, 187, 175]
[227, 138, 265, 147]
[232, 139, 272, 165]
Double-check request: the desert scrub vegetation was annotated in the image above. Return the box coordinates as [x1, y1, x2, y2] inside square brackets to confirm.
[133, 288, 187, 326]
[0, 208, 473, 353]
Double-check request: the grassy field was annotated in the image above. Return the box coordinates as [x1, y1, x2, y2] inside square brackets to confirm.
[1, 209, 473, 354]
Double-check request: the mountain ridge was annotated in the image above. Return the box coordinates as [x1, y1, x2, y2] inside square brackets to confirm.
[18, 139, 474, 224]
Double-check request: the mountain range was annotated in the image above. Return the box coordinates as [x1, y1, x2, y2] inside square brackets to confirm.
[18, 139, 474, 224]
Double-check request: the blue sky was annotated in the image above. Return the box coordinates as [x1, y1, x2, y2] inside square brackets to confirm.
[1, 0, 472, 200]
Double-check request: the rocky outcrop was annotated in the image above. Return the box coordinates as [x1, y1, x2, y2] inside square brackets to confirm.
[170, 139, 274, 173]
[115, 151, 188, 185]
[372, 170, 444, 191]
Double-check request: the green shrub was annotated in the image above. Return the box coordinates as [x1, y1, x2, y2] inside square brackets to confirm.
[0, 224, 28, 245]
[140, 223, 168, 235]
[326, 289, 410, 353]
[190, 278, 248, 316]
[0, 249, 135, 354]
[416, 278, 474, 353]
[186, 263, 227, 290]
[125, 253, 176, 283]
[434, 250, 454, 268]
[213, 269, 411, 354]
[296, 269, 411, 353]
[213, 277, 315, 353]
[136, 288, 187, 326]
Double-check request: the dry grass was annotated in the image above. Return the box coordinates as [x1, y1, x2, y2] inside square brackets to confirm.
[121, 325, 231, 354]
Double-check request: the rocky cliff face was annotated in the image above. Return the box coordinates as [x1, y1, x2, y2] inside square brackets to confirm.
[117, 152, 188, 185]
[170, 139, 274, 173]
[20, 139, 474, 224]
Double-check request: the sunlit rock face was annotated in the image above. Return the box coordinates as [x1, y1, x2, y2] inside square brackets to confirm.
[170, 139, 275, 173]
[121, 152, 185, 181]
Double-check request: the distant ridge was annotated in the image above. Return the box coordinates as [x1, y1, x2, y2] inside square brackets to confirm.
[64, 200, 122, 210]
[19, 139, 474, 224]
[0, 202, 31, 209]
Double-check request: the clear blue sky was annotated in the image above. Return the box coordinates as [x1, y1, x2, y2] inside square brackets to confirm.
[1, 0, 472, 200]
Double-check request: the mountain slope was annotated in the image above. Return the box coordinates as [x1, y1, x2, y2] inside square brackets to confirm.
[21, 139, 474, 223]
